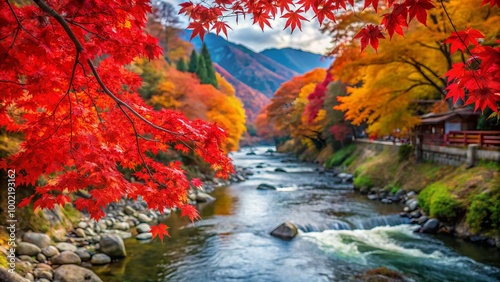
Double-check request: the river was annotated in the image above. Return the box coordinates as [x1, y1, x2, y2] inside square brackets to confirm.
[94, 146, 500, 282]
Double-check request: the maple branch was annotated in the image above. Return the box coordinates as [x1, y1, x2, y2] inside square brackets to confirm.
[33, 0, 84, 52]
[5, 0, 37, 39]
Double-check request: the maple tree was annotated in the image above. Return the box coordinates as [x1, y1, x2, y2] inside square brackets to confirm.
[1, 0, 233, 238]
[181, 0, 500, 113]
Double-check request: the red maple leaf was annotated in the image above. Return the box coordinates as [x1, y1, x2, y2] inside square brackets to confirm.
[211, 21, 232, 38]
[188, 21, 209, 41]
[180, 204, 201, 223]
[407, 0, 434, 26]
[282, 10, 308, 32]
[381, 11, 407, 39]
[482, 0, 500, 8]
[354, 24, 386, 52]
[444, 28, 485, 55]
[150, 223, 170, 243]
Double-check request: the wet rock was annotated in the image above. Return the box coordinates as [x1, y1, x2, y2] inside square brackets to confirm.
[367, 194, 378, 201]
[270, 222, 298, 240]
[417, 216, 429, 225]
[136, 223, 151, 234]
[0, 267, 30, 282]
[100, 234, 126, 258]
[257, 183, 277, 190]
[90, 253, 111, 265]
[361, 267, 405, 282]
[381, 198, 393, 204]
[52, 250, 81, 265]
[42, 246, 59, 257]
[395, 189, 407, 198]
[136, 233, 153, 240]
[195, 192, 216, 203]
[124, 205, 137, 216]
[421, 218, 440, 234]
[75, 248, 91, 261]
[399, 212, 408, 218]
[22, 232, 51, 249]
[469, 235, 488, 244]
[53, 265, 103, 282]
[405, 199, 419, 212]
[409, 210, 421, 219]
[17, 242, 41, 256]
[274, 168, 287, 173]
[246, 152, 256, 155]
[406, 191, 417, 198]
[55, 242, 77, 252]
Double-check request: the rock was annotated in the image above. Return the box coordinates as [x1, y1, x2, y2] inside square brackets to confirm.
[55, 242, 77, 252]
[136, 233, 153, 240]
[22, 232, 51, 249]
[51, 250, 82, 265]
[367, 194, 378, 201]
[113, 222, 130, 231]
[270, 222, 298, 240]
[136, 223, 151, 234]
[195, 192, 216, 203]
[246, 152, 256, 155]
[77, 221, 88, 229]
[34, 268, 53, 280]
[274, 168, 287, 173]
[19, 255, 35, 262]
[257, 183, 276, 190]
[0, 267, 30, 282]
[361, 267, 405, 282]
[137, 213, 152, 223]
[409, 210, 421, 219]
[99, 234, 126, 258]
[381, 198, 393, 204]
[16, 242, 41, 256]
[85, 227, 97, 237]
[74, 228, 86, 238]
[53, 265, 103, 282]
[90, 253, 111, 265]
[42, 245, 59, 257]
[75, 249, 91, 261]
[37, 253, 47, 263]
[256, 165, 264, 168]
[25, 273, 34, 282]
[15, 261, 32, 276]
[469, 235, 488, 243]
[405, 199, 419, 212]
[124, 205, 137, 216]
[421, 218, 440, 234]
[399, 212, 408, 218]
[417, 216, 429, 225]
[407, 191, 417, 198]
[395, 189, 407, 197]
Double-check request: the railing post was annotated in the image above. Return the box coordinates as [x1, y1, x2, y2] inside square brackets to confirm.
[466, 144, 478, 168]
[463, 132, 467, 146]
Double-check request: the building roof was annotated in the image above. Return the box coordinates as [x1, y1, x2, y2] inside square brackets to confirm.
[420, 108, 479, 125]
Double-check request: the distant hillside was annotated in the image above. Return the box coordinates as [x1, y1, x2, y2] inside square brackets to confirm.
[213, 64, 269, 122]
[181, 31, 298, 97]
[260, 48, 334, 73]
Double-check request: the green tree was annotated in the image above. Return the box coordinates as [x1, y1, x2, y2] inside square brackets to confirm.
[188, 49, 198, 73]
[196, 55, 209, 83]
[201, 43, 218, 88]
[176, 57, 187, 72]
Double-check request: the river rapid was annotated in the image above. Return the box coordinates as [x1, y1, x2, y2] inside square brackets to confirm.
[95, 146, 500, 282]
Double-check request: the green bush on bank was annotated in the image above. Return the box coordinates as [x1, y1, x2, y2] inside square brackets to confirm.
[398, 144, 414, 162]
[325, 144, 356, 168]
[467, 193, 500, 233]
[354, 175, 374, 189]
[418, 183, 463, 222]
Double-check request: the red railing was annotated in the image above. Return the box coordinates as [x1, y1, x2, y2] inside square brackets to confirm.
[444, 131, 500, 147]
[420, 133, 445, 146]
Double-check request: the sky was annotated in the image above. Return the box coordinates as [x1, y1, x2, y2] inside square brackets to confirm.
[167, 0, 334, 55]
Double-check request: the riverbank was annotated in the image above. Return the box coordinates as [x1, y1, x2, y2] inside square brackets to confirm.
[280, 140, 500, 248]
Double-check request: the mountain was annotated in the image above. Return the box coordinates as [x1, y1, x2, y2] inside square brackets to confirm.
[181, 31, 298, 97]
[213, 64, 269, 122]
[260, 48, 335, 73]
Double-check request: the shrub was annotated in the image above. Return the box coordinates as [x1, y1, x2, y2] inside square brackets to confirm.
[467, 193, 492, 232]
[418, 182, 463, 222]
[354, 175, 374, 189]
[398, 144, 414, 162]
[325, 144, 356, 168]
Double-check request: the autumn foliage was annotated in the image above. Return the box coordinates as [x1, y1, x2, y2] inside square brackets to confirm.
[181, 0, 500, 113]
[0, 0, 233, 235]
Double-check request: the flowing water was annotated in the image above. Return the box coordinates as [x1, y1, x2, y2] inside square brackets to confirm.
[94, 147, 500, 282]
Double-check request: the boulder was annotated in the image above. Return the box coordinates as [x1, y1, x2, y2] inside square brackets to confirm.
[381, 198, 393, 204]
[51, 250, 81, 265]
[34, 268, 53, 280]
[124, 205, 137, 216]
[421, 218, 440, 234]
[55, 242, 77, 252]
[405, 199, 419, 212]
[90, 253, 111, 265]
[417, 216, 429, 225]
[270, 222, 298, 240]
[409, 210, 421, 219]
[136, 233, 153, 240]
[22, 232, 51, 249]
[274, 168, 287, 173]
[195, 192, 216, 203]
[99, 234, 126, 258]
[137, 213, 152, 223]
[42, 246, 59, 257]
[53, 265, 103, 282]
[113, 222, 130, 231]
[367, 194, 378, 201]
[246, 152, 256, 155]
[136, 223, 151, 234]
[16, 242, 41, 256]
[0, 267, 30, 282]
[257, 183, 277, 190]
[75, 249, 91, 261]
